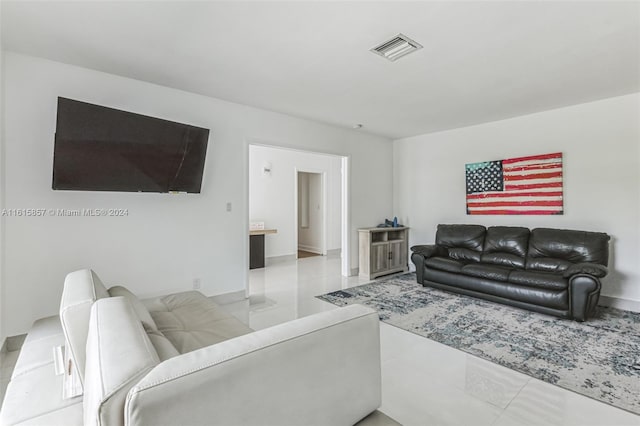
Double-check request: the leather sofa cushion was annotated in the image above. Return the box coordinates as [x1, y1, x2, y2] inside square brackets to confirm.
[436, 224, 486, 252]
[411, 244, 448, 258]
[480, 253, 525, 269]
[423, 268, 568, 310]
[508, 270, 568, 291]
[460, 264, 512, 282]
[143, 291, 252, 354]
[108, 286, 158, 332]
[527, 228, 610, 271]
[448, 247, 481, 262]
[481, 226, 529, 268]
[526, 257, 572, 273]
[59, 269, 110, 395]
[425, 256, 467, 273]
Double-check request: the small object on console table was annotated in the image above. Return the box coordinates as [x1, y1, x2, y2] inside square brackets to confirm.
[377, 217, 404, 228]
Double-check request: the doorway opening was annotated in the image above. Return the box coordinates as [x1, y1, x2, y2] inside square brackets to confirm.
[295, 171, 324, 259]
[247, 144, 351, 294]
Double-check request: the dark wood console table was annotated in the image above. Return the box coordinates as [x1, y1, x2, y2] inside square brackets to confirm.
[249, 229, 277, 269]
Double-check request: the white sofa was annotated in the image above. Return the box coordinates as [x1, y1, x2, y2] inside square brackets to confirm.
[0, 269, 381, 426]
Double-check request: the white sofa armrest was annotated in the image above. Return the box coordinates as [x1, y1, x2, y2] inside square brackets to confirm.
[59, 269, 110, 394]
[84, 297, 160, 426]
[126, 304, 381, 426]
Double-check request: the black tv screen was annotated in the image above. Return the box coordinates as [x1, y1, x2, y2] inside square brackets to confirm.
[52, 97, 209, 193]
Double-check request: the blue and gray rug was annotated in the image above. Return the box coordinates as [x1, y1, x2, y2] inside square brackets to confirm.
[317, 273, 640, 415]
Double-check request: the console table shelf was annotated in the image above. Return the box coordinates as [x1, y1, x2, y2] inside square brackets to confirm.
[358, 227, 409, 280]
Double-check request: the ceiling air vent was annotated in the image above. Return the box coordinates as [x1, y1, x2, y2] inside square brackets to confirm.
[371, 33, 423, 62]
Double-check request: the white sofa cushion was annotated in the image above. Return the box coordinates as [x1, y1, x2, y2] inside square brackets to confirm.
[0, 316, 83, 426]
[0, 364, 83, 426]
[107, 286, 158, 331]
[145, 330, 180, 361]
[142, 291, 252, 353]
[11, 316, 64, 380]
[11, 403, 83, 426]
[84, 297, 159, 426]
[107, 286, 178, 361]
[59, 269, 110, 394]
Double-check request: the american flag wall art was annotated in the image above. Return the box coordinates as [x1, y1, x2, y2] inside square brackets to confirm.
[465, 152, 563, 215]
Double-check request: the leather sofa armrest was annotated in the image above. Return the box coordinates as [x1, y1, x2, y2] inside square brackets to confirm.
[410, 244, 447, 258]
[569, 275, 601, 321]
[125, 304, 381, 426]
[563, 262, 608, 278]
[411, 252, 425, 284]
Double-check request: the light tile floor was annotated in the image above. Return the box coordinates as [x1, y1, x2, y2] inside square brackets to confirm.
[1, 254, 639, 425]
[220, 254, 640, 426]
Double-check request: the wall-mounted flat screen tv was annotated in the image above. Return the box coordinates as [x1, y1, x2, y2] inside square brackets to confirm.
[52, 97, 210, 193]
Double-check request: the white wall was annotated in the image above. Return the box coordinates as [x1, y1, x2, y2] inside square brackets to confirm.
[297, 172, 324, 254]
[249, 145, 342, 258]
[394, 93, 640, 303]
[1, 52, 392, 338]
[0, 47, 5, 346]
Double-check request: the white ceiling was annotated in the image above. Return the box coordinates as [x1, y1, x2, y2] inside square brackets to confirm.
[2, 1, 639, 139]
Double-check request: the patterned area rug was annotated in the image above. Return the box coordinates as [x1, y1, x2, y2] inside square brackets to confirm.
[317, 273, 640, 415]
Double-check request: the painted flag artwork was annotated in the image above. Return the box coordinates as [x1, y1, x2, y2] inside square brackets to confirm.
[465, 152, 563, 215]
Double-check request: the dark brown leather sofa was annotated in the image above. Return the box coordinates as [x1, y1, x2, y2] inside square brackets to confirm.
[410, 224, 610, 321]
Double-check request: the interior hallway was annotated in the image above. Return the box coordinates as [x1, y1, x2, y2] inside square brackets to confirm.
[298, 250, 321, 259]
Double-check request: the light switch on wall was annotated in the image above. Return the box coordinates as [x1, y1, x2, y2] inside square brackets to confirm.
[226, 202, 232, 212]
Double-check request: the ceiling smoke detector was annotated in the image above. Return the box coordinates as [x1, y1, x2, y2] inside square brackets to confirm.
[371, 33, 423, 62]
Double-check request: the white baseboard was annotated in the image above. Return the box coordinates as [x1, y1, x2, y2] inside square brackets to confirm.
[599, 295, 640, 312]
[326, 248, 341, 258]
[265, 254, 297, 266]
[210, 290, 246, 305]
[297, 244, 323, 255]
